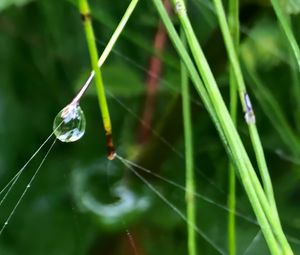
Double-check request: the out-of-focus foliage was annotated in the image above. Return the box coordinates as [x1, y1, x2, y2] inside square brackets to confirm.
[0, 0, 299, 254]
[0, 0, 32, 11]
[285, 0, 300, 15]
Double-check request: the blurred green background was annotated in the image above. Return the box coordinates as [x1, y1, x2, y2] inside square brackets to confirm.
[0, 0, 300, 254]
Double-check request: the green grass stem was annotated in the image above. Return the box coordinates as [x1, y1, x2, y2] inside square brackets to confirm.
[270, 0, 300, 72]
[77, 0, 139, 159]
[95, 0, 140, 71]
[181, 31, 197, 255]
[289, 46, 300, 133]
[270, 0, 300, 137]
[177, 2, 293, 252]
[227, 0, 239, 253]
[227, 165, 236, 255]
[242, 61, 300, 157]
[151, 0, 293, 253]
[174, 9, 281, 254]
[78, 0, 116, 159]
[73, 0, 140, 104]
[212, 0, 279, 219]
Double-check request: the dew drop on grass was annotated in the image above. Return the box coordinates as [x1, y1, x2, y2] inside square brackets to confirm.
[245, 111, 256, 124]
[53, 103, 86, 142]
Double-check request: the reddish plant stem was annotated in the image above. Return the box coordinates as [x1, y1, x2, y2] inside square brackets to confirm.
[121, 229, 146, 255]
[138, 0, 172, 143]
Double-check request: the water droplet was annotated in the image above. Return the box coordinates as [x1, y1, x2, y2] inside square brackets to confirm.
[4, 222, 8, 225]
[53, 103, 86, 142]
[26, 184, 31, 188]
[244, 110, 256, 124]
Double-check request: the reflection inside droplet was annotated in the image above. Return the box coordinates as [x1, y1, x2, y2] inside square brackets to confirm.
[53, 103, 86, 142]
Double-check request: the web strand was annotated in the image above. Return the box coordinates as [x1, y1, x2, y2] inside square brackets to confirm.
[0, 131, 56, 210]
[0, 139, 57, 235]
[107, 90, 225, 194]
[243, 231, 262, 255]
[116, 154, 226, 255]
[116, 154, 256, 224]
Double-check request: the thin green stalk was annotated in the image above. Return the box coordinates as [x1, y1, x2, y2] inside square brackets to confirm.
[68, 0, 179, 70]
[181, 32, 197, 255]
[95, 0, 139, 71]
[270, 0, 300, 71]
[242, 61, 300, 157]
[228, 0, 239, 121]
[174, 7, 282, 254]
[227, 0, 239, 253]
[210, 4, 292, 252]
[73, 0, 140, 104]
[151, 0, 283, 254]
[78, 0, 116, 159]
[227, 164, 236, 255]
[284, 16, 300, 132]
[270, 1, 300, 156]
[212, 0, 279, 220]
[153, 0, 295, 254]
[289, 44, 300, 133]
[178, 2, 294, 252]
[174, 1, 293, 252]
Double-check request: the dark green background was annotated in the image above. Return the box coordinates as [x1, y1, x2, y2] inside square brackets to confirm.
[0, 0, 299, 254]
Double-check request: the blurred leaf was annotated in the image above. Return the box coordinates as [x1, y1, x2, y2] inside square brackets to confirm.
[285, 0, 300, 14]
[0, 0, 32, 11]
[240, 18, 286, 70]
[76, 63, 145, 98]
[76, 64, 145, 97]
[103, 63, 145, 97]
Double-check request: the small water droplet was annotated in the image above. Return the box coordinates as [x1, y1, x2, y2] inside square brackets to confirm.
[27, 184, 31, 188]
[4, 222, 8, 225]
[53, 104, 86, 142]
[244, 111, 256, 124]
